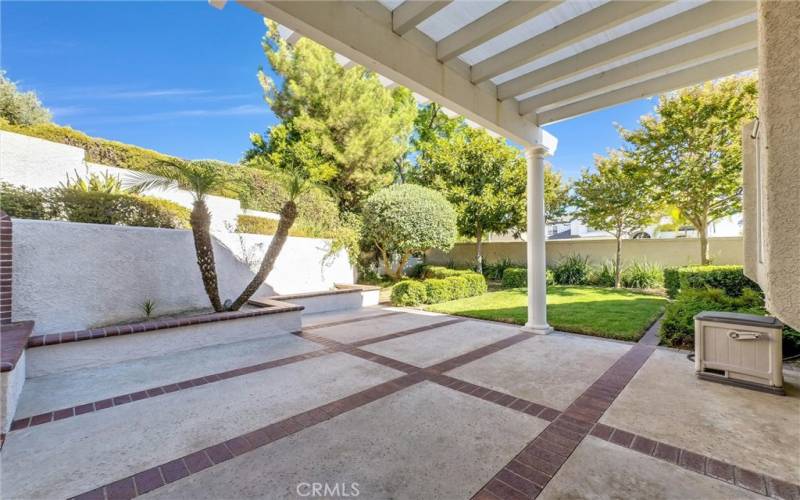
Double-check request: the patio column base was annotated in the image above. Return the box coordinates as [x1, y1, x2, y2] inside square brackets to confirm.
[521, 324, 553, 335]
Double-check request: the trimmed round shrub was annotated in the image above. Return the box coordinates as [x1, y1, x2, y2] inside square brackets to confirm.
[462, 272, 488, 296]
[621, 261, 663, 289]
[446, 276, 469, 300]
[552, 254, 590, 285]
[502, 267, 526, 288]
[390, 280, 428, 306]
[424, 278, 452, 304]
[361, 184, 457, 278]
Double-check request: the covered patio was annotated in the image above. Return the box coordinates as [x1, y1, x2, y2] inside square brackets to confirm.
[2, 306, 798, 498]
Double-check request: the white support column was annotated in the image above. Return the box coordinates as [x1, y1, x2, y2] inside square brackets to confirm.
[523, 147, 553, 335]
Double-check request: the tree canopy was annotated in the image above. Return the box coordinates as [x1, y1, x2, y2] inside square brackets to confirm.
[245, 20, 417, 212]
[620, 75, 757, 263]
[361, 184, 456, 279]
[0, 71, 51, 126]
[572, 150, 658, 287]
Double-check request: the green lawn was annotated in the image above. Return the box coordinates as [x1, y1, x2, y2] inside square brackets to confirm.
[426, 286, 667, 341]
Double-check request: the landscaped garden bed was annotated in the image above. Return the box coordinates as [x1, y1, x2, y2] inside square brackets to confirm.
[426, 286, 666, 341]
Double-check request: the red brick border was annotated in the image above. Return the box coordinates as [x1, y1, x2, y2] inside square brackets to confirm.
[26, 300, 303, 348]
[590, 422, 800, 499]
[0, 211, 12, 325]
[302, 310, 403, 330]
[10, 316, 463, 430]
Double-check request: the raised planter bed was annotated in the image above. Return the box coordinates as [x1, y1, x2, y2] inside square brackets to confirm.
[249, 284, 380, 315]
[1, 321, 33, 436]
[24, 300, 303, 377]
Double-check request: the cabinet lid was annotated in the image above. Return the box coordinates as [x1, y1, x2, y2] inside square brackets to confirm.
[694, 311, 783, 328]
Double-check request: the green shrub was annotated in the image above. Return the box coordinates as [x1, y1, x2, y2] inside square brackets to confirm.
[676, 265, 759, 297]
[660, 288, 765, 348]
[500, 267, 554, 288]
[462, 272, 488, 296]
[502, 267, 526, 288]
[483, 258, 518, 280]
[0, 183, 189, 229]
[390, 280, 428, 306]
[406, 262, 426, 278]
[0, 182, 49, 219]
[1, 72, 51, 125]
[587, 261, 616, 287]
[446, 276, 469, 300]
[553, 254, 590, 285]
[424, 278, 452, 304]
[422, 265, 471, 279]
[621, 261, 663, 289]
[664, 267, 680, 298]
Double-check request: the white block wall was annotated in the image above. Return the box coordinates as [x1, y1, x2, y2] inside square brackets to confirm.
[0, 131, 276, 231]
[11, 219, 354, 334]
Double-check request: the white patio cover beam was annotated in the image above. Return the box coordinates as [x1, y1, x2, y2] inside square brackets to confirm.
[241, 0, 554, 149]
[471, 1, 669, 84]
[519, 21, 757, 115]
[436, 0, 563, 62]
[498, 0, 756, 100]
[537, 47, 758, 124]
[393, 0, 453, 36]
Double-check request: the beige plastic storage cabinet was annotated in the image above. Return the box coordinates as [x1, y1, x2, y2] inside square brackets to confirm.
[694, 311, 784, 395]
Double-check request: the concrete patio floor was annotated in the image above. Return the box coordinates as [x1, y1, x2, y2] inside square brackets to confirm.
[1, 306, 798, 499]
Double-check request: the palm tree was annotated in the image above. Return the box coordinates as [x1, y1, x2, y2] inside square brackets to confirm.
[127, 160, 236, 312]
[227, 164, 313, 310]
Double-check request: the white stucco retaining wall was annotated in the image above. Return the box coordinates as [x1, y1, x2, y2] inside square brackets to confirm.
[1, 352, 26, 434]
[0, 131, 276, 231]
[11, 219, 354, 333]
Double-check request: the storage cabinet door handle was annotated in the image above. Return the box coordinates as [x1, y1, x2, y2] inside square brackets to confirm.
[728, 330, 760, 340]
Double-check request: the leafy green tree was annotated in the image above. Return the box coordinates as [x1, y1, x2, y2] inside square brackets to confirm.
[361, 184, 456, 280]
[393, 103, 464, 182]
[544, 162, 570, 224]
[411, 127, 569, 273]
[620, 76, 757, 264]
[245, 21, 417, 212]
[572, 151, 658, 288]
[127, 160, 242, 311]
[0, 71, 51, 125]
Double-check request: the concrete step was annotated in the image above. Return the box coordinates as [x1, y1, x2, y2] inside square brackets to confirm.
[15, 333, 322, 419]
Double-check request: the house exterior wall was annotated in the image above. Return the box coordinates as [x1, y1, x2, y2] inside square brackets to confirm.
[743, 0, 800, 330]
[11, 219, 354, 334]
[426, 237, 744, 268]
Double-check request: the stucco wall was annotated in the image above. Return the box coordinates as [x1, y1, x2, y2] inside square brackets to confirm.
[11, 219, 354, 333]
[426, 237, 744, 268]
[0, 131, 275, 231]
[751, 0, 800, 330]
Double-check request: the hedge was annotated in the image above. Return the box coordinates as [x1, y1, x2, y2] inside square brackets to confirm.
[659, 287, 789, 348]
[501, 267, 554, 288]
[664, 267, 680, 298]
[0, 122, 343, 235]
[0, 183, 189, 229]
[390, 280, 428, 306]
[391, 271, 487, 306]
[421, 265, 469, 279]
[675, 265, 759, 297]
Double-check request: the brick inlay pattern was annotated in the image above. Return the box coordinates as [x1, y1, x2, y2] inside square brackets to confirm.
[592, 423, 800, 500]
[303, 310, 403, 330]
[473, 344, 657, 499]
[1, 320, 33, 372]
[428, 373, 561, 421]
[0, 211, 12, 325]
[69, 373, 426, 500]
[9, 349, 334, 431]
[26, 303, 304, 348]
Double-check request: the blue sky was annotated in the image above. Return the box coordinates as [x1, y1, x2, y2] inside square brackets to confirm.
[2, 1, 658, 182]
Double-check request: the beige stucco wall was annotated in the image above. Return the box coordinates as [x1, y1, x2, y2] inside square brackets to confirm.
[745, 0, 800, 330]
[426, 237, 744, 268]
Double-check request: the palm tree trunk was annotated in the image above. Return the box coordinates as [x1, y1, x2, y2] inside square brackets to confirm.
[191, 200, 223, 312]
[229, 200, 298, 311]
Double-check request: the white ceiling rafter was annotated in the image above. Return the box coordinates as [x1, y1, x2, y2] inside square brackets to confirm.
[392, 1, 453, 35]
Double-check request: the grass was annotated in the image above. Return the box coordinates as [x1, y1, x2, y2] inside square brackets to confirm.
[426, 286, 667, 341]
